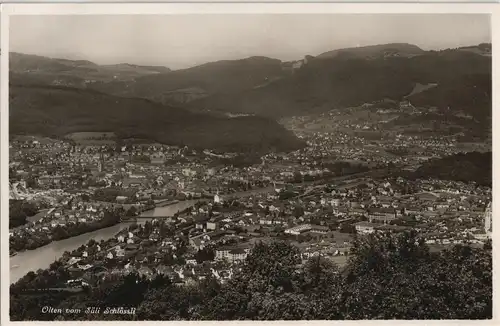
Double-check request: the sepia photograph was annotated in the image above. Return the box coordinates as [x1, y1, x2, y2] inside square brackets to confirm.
[2, 5, 495, 322]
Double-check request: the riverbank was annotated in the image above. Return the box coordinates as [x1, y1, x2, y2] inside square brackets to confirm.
[9, 199, 201, 255]
[9, 188, 275, 284]
[9, 199, 202, 284]
[10, 218, 123, 254]
[154, 199, 179, 207]
[9, 221, 142, 284]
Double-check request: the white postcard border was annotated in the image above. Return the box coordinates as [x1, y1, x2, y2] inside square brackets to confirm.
[1, 3, 499, 326]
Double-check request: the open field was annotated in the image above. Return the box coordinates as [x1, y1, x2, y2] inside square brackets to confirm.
[65, 132, 117, 145]
[65, 131, 116, 140]
[405, 83, 438, 98]
[329, 255, 349, 267]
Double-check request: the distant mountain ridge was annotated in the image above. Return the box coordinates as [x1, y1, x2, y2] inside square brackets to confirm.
[185, 48, 491, 120]
[102, 63, 172, 73]
[316, 43, 425, 59]
[457, 43, 492, 57]
[104, 56, 286, 105]
[9, 52, 172, 83]
[10, 42, 491, 122]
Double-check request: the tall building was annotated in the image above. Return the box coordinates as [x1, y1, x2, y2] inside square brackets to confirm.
[484, 202, 492, 234]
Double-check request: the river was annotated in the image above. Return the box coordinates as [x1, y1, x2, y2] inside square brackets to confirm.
[9, 187, 274, 284]
[9, 199, 202, 284]
[140, 199, 201, 217]
[10, 221, 138, 284]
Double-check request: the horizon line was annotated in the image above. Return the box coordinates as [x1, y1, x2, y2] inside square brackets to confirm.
[7, 40, 492, 71]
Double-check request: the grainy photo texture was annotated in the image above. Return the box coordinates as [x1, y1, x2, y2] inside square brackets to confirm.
[7, 13, 492, 321]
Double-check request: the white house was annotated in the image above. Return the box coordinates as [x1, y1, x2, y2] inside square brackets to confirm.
[354, 222, 380, 234]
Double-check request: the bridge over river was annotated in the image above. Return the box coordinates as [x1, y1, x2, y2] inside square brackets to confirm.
[10, 169, 395, 284]
[9, 187, 274, 284]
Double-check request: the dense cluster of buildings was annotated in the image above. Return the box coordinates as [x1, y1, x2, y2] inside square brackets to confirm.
[9, 114, 492, 287]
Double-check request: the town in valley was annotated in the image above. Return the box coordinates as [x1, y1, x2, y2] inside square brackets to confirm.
[9, 100, 492, 285]
[7, 13, 493, 321]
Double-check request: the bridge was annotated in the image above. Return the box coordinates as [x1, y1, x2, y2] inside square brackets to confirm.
[136, 215, 177, 219]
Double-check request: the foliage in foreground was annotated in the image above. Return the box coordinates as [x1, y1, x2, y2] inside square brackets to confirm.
[10, 232, 492, 320]
[9, 200, 38, 228]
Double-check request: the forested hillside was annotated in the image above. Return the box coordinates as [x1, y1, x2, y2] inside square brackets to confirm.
[10, 232, 492, 320]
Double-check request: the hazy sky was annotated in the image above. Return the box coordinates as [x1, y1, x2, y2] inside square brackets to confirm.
[10, 14, 491, 69]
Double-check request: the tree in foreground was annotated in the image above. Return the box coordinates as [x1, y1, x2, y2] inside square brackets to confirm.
[10, 233, 492, 320]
